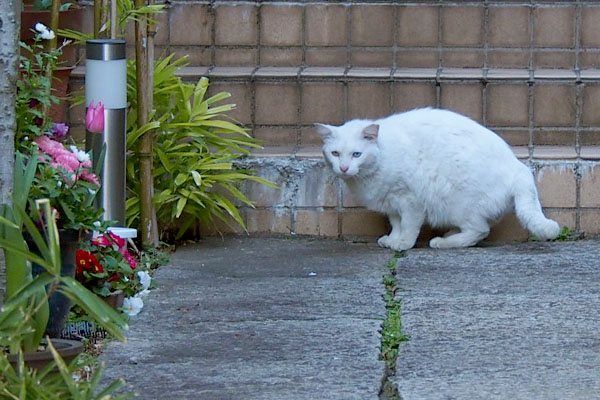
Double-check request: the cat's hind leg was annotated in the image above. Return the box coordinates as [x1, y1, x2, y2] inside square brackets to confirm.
[429, 218, 490, 249]
[378, 203, 425, 251]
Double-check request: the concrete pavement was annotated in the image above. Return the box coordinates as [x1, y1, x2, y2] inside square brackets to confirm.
[100, 237, 600, 399]
[101, 237, 391, 399]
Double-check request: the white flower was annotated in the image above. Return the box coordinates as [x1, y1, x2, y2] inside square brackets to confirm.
[40, 29, 55, 40]
[137, 270, 152, 291]
[34, 23, 48, 33]
[123, 297, 143, 316]
[69, 146, 90, 163]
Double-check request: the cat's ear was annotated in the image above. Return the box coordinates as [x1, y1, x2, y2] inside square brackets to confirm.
[315, 123, 334, 140]
[362, 124, 379, 141]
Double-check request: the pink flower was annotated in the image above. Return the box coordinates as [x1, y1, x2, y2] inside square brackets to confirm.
[86, 101, 105, 134]
[125, 254, 137, 270]
[91, 235, 111, 247]
[108, 231, 126, 251]
[54, 153, 80, 173]
[36, 136, 65, 158]
[80, 170, 100, 185]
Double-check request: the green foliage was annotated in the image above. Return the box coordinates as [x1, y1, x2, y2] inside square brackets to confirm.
[28, 154, 104, 232]
[0, 341, 134, 399]
[58, 0, 165, 44]
[0, 155, 128, 354]
[29, 0, 74, 11]
[125, 55, 276, 240]
[15, 39, 61, 153]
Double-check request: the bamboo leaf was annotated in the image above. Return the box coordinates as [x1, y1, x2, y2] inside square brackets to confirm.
[191, 170, 202, 186]
[175, 197, 187, 218]
[0, 274, 55, 315]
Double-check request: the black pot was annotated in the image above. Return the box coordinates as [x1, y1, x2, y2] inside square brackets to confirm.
[30, 229, 91, 338]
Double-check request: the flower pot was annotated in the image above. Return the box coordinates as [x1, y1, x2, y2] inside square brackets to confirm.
[30, 230, 91, 338]
[102, 290, 125, 310]
[7, 338, 84, 371]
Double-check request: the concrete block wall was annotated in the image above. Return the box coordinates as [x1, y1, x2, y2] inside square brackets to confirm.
[68, 1, 600, 241]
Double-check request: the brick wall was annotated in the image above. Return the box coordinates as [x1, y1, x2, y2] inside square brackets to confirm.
[68, 1, 600, 241]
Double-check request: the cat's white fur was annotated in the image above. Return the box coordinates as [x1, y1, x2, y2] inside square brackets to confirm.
[317, 108, 560, 250]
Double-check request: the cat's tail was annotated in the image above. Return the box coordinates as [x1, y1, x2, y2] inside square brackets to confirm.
[513, 165, 560, 240]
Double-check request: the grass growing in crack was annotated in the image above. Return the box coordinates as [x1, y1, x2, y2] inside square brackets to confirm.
[379, 252, 409, 399]
[380, 252, 409, 365]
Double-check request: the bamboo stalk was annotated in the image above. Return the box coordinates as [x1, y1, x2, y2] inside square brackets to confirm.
[134, 0, 156, 248]
[110, 0, 117, 39]
[146, 0, 159, 245]
[42, 0, 60, 115]
[94, 0, 101, 37]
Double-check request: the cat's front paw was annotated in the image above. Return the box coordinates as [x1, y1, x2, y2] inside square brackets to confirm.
[429, 237, 445, 249]
[377, 235, 415, 251]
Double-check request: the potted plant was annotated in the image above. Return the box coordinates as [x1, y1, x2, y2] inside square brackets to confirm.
[0, 154, 127, 370]
[16, 25, 108, 338]
[76, 230, 153, 311]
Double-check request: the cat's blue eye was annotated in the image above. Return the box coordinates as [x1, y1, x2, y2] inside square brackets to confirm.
[331, 151, 340, 157]
[352, 152, 362, 158]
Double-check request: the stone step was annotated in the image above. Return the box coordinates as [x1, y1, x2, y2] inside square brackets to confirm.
[70, 66, 600, 149]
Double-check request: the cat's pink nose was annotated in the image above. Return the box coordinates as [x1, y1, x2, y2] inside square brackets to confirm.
[340, 165, 349, 173]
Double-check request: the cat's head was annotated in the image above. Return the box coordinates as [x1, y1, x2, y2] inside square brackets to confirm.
[316, 120, 380, 179]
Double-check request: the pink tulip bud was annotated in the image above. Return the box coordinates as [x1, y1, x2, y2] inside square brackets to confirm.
[86, 101, 105, 133]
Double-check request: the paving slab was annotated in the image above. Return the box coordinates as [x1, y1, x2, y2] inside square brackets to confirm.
[101, 237, 391, 399]
[393, 240, 600, 400]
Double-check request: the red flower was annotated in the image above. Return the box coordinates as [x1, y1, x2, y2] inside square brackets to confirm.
[92, 262, 104, 274]
[107, 273, 120, 282]
[76, 249, 97, 274]
[91, 235, 110, 247]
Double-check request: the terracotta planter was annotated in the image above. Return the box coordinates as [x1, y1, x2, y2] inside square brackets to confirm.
[7, 338, 84, 371]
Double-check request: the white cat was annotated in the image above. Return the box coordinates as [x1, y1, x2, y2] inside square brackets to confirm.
[317, 108, 560, 250]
